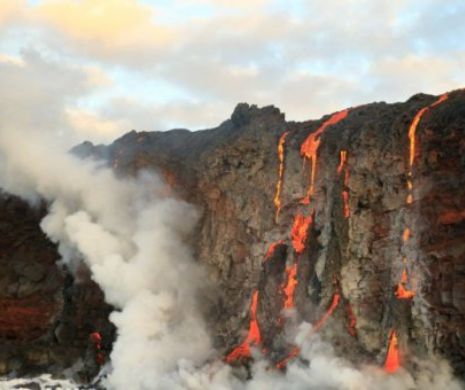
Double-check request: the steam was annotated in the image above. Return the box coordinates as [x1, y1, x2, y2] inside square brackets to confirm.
[0, 129, 462, 390]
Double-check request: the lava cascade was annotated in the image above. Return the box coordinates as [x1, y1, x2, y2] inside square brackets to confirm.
[274, 131, 290, 221]
[265, 240, 285, 261]
[300, 109, 349, 204]
[90, 332, 105, 365]
[282, 263, 298, 310]
[384, 330, 400, 373]
[291, 214, 312, 254]
[406, 93, 448, 204]
[338, 150, 350, 218]
[312, 293, 341, 333]
[226, 290, 262, 362]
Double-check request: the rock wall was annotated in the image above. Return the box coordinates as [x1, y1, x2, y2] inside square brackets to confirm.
[2, 90, 465, 379]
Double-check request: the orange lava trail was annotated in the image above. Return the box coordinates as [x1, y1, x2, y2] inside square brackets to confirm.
[337, 150, 347, 175]
[384, 330, 401, 373]
[312, 293, 341, 333]
[90, 332, 105, 365]
[276, 346, 300, 370]
[395, 269, 415, 300]
[406, 93, 449, 204]
[347, 303, 357, 337]
[274, 131, 290, 221]
[265, 240, 285, 261]
[226, 290, 262, 363]
[300, 109, 349, 204]
[282, 263, 298, 309]
[291, 214, 313, 254]
[337, 150, 351, 218]
[275, 292, 342, 369]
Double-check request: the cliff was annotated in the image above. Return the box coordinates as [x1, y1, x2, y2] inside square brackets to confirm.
[2, 90, 465, 381]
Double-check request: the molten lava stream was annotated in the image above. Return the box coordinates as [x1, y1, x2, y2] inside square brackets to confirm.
[406, 93, 449, 204]
[312, 293, 341, 333]
[282, 263, 298, 309]
[384, 330, 401, 373]
[301, 109, 349, 204]
[226, 290, 262, 363]
[347, 303, 357, 337]
[395, 269, 415, 300]
[291, 214, 312, 254]
[276, 292, 342, 369]
[274, 131, 290, 221]
[265, 240, 285, 261]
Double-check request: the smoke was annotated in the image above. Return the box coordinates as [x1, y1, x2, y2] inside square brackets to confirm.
[0, 129, 462, 390]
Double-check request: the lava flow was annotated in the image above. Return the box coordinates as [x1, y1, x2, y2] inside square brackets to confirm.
[347, 303, 357, 337]
[90, 331, 105, 365]
[312, 293, 341, 333]
[276, 292, 342, 369]
[338, 150, 351, 218]
[291, 214, 312, 254]
[265, 240, 285, 261]
[274, 131, 290, 221]
[300, 109, 349, 204]
[282, 263, 298, 309]
[226, 290, 262, 363]
[384, 330, 401, 373]
[395, 269, 415, 300]
[406, 93, 449, 204]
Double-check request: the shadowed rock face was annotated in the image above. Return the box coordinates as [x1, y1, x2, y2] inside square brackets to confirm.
[2, 91, 465, 379]
[0, 196, 115, 381]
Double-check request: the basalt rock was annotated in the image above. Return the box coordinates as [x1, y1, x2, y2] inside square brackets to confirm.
[2, 91, 465, 380]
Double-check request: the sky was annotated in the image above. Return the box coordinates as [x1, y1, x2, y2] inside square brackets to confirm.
[0, 0, 464, 144]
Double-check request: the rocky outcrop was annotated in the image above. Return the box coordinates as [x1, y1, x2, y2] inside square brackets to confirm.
[2, 89, 465, 380]
[0, 195, 114, 381]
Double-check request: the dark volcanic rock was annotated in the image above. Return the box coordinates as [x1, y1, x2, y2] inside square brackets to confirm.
[0, 195, 114, 381]
[3, 92, 465, 380]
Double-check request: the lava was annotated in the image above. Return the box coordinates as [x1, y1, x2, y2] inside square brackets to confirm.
[291, 214, 312, 254]
[337, 150, 347, 175]
[90, 332, 105, 365]
[312, 293, 341, 333]
[384, 330, 401, 373]
[276, 346, 300, 370]
[282, 263, 298, 309]
[402, 228, 410, 242]
[226, 290, 262, 363]
[274, 131, 290, 221]
[395, 269, 415, 300]
[347, 303, 357, 337]
[265, 240, 285, 261]
[300, 109, 349, 204]
[276, 292, 342, 369]
[406, 93, 449, 204]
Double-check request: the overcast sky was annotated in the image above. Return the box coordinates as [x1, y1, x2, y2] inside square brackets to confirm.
[0, 0, 464, 144]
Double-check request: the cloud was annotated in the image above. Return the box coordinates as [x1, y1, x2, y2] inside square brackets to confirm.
[35, 0, 175, 61]
[0, 0, 24, 28]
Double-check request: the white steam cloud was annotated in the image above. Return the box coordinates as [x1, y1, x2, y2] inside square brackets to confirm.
[0, 129, 462, 390]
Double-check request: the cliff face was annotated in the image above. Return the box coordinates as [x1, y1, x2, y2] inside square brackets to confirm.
[2, 90, 465, 379]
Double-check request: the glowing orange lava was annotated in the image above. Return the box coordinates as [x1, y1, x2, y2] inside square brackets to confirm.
[347, 303, 357, 337]
[395, 269, 415, 300]
[274, 131, 290, 221]
[291, 214, 312, 254]
[312, 293, 341, 332]
[276, 346, 300, 370]
[337, 150, 347, 175]
[90, 332, 105, 365]
[226, 290, 262, 363]
[402, 228, 410, 242]
[265, 240, 285, 261]
[301, 109, 349, 204]
[407, 93, 449, 204]
[384, 330, 400, 373]
[282, 263, 298, 309]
